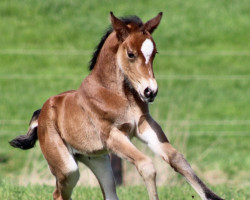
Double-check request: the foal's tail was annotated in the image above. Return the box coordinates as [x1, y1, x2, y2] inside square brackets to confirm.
[9, 109, 41, 150]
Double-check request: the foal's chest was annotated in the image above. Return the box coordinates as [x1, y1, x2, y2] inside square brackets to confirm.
[115, 104, 144, 138]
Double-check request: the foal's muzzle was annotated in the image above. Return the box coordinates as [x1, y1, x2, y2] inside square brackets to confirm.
[135, 78, 158, 103]
[143, 87, 158, 103]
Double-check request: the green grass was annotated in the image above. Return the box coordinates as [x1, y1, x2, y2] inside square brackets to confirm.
[0, 0, 249, 199]
[0, 178, 249, 200]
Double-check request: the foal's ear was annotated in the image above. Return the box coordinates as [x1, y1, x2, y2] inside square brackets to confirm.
[144, 12, 163, 34]
[110, 12, 129, 41]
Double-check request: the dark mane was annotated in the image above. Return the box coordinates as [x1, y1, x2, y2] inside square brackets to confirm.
[89, 15, 143, 71]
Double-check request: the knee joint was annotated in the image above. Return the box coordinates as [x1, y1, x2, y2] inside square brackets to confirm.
[60, 170, 80, 187]
[137, 159, 156, 180]
[68, 170, 80, 186]
[170, 152, 190, 172]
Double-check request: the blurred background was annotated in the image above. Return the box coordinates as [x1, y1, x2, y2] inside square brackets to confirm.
[0, 0, 249, 199]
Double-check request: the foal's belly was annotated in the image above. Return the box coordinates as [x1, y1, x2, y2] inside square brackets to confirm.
[61, 116, 107, 156]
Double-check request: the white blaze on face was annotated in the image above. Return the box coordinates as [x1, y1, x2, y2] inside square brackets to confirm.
[141, 39, 154, 64]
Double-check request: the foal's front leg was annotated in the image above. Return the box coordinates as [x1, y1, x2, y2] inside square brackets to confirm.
[106, 127, 159, 200]
[137, 115, 224, 200]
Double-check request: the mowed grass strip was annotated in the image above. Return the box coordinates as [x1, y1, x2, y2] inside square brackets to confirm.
[0, 179, 249, 200]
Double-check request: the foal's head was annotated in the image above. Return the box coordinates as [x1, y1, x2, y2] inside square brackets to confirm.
[111, 12, 162, 103]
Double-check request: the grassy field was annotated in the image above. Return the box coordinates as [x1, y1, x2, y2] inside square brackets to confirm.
[0, 181, 249, 200]
[0, 0, 249, 199]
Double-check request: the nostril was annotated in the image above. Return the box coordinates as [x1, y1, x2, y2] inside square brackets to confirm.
[144, 87, 158, 101]
[144, 87, 153, 98]
[144, 87, 152, 98]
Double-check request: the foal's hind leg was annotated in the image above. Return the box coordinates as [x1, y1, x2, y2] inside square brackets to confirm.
[38, 127, 79, 200]
[76, 154, 119, 200]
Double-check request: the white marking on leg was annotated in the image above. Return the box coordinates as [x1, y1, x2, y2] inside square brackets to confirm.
[65, 154, 78, 173]
[137, 127, 167, 160]
[64, 144, 78, 172]
[30, 121, 38, 129]
[141, 39, 154, 64]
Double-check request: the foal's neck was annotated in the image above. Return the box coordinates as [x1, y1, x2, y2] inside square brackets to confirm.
[91, 32, 125, 92]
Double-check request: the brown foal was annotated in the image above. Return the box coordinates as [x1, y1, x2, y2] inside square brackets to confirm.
[10, 12, 224, 200]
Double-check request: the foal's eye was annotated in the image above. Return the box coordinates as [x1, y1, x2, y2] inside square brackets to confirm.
[127, 51, 136, 59]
